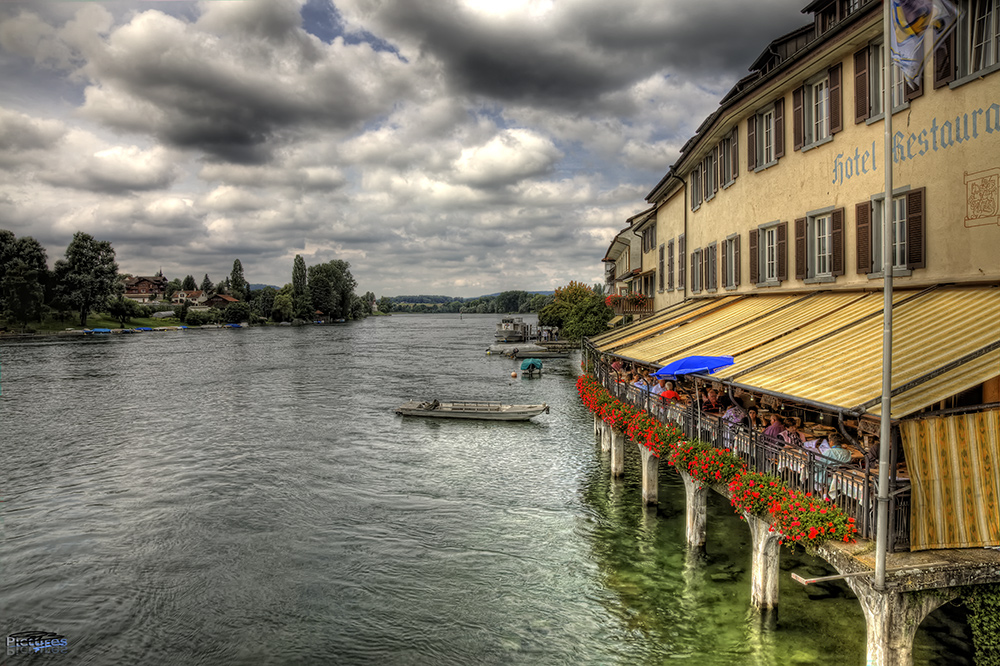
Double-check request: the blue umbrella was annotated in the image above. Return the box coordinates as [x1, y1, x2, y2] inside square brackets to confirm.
[652, 355, 734, 378]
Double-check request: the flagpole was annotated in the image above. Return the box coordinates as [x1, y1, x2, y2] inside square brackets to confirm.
[874, 0, 895, 591]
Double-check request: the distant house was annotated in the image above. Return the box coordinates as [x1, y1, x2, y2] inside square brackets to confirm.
[124, 274, 169, 303]
[202, 293, 239, 309]
[172, 290, 204, 305]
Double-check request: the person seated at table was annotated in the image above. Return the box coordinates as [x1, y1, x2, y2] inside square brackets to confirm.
[655, 379, 682, 403]
[762, 412, 786, 438]
[721, 395, 748, 426]
[700, 388, 723, 414]
[779, 418, 804, 447]
[818, 434, 853, 464]
[746, 407, 766, 430]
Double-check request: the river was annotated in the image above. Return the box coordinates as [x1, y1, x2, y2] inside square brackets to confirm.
[0, 313, 970, 665]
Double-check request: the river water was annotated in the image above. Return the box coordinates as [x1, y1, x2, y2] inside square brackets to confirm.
[0, 314, 970, 665]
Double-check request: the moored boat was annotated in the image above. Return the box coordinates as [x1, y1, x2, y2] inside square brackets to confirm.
[495, 316, 528, 343]
[395, 400, 549, 421]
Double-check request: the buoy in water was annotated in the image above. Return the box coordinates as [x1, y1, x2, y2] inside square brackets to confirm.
[510, 371, 517, 378]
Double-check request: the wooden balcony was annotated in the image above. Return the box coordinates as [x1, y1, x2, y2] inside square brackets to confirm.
[611, 300, 654, 316]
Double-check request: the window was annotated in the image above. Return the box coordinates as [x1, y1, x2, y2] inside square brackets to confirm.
[749, 222, 787, 285]
[691, 249, 703, 293]
[705, 242, 718, 291]
[718, 130, 737, 188]
[722, 235, 741, 289]
[936, 0, 1000, 86]
[667, 239, 675, 291]
[691, 168, 702, 211]
[703, 153, 716, 201]
[641, 225, 656, 253]
[658, 243, 665, 291]
[856, 188, 926, 274]
[678, 235, 686, 289]
[747, 100, 784, 171]
[856, 43, 921, 123]
[794, 209, 845, 281]
[793, 65, 841, 150]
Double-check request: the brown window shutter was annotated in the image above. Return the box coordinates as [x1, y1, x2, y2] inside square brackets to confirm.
[829, 63, 843, 134]
[793, 86, 804, 151]
[934, 29, 955, 89]
[749, 230, 759, 285]
[713, 146, 720, 194]
[777, 221, 788, 281]
[831, 208, 845, 276]
[692, 252, 699, 292]
[747, 117, 756, 170]
[731, 127, 739, 181]
[794, 217, 807, 280]
[906, 187, 926, 269]
[856, 201, 872, 274]
[774, 97, 785, 159]
[698, 164, 704, 204]
[734, 235, 741, 286]
[854, 47, 870, 123]
[703, 249, 710, 289]
[721, 238, 729, 287]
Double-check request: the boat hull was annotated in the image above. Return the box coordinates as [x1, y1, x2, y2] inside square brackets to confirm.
[395, 401, 549, 421]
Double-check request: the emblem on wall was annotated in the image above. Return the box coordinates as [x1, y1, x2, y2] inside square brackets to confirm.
[965, 168, 1000, 227]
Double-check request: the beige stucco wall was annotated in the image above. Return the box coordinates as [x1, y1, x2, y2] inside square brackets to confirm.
[654, 17, 1000, 297]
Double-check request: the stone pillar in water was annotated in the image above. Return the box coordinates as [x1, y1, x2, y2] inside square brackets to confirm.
[600, 421, 611, 452]
[678, 470, 706, 552]
[744, 513, 781, 614]
[637, 443, 658, 505]
[844, 578, 957, 666]
[593, 414, 600, 438]
[610, 428, 625, 477]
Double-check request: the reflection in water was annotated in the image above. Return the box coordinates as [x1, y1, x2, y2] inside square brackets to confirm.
[0, 315, 971, 665]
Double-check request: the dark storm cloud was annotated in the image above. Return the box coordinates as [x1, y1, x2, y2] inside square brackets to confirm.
[346, 0, 807, 108]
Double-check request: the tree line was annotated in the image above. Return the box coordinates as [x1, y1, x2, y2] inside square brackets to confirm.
[0, 229, 367, 331]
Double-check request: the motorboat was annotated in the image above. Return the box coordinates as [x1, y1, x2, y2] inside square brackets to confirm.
[520, 358, 542, 377]
[395, 400, 549, 421]
[495, 317, 528, 343]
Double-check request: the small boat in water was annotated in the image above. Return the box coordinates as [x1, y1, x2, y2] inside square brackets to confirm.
[495, 316, 528, 343]
[520, 358, 542, 377]
[395, 400, 549, 421]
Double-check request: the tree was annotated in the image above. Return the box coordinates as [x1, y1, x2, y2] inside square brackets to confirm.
[182, 274, 197, 290]
[561, 296, 613, 340]
[55, 232, 120, 327]
[307, 259, 356, 319]
[166, 278, 182, 300]
[229, 259, 248, 302]
[200, 273, 214, 294]
[291, 255, 312, 319]
[271, 291, 293, 322]
[362, 291, 375, 316]
[223, 301, 251, 324]
[377, 296, 393, 314]
[0, 236, 48, 329]
[308, 270, 335, 316]
[108, 295, 141, 328]
[251, 286, 277, 321]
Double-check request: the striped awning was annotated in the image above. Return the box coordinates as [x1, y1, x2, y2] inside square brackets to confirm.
[590, 285, 1000, 419]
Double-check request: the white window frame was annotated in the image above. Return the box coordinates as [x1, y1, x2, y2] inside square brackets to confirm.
[718, 136, 732, 188]
[704, 153, 716, 201]
[806, 210, 835, 280]
[758, 107, 776, 168]
[868, 40, 908, 119]
[724, 236, 738, 288]
[691, 169, 702, 211]
[691, 249, 703, 293]
[803, 74, 831, 149]
[871, 194, 909, 274]
[761, 225, 779, 283]
[964, 0, 1000, 76]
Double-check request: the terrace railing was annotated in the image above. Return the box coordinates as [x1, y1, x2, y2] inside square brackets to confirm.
[596, 370, 911, 552]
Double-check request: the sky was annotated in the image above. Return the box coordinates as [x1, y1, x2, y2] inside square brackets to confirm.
[0, 0, 810, 298]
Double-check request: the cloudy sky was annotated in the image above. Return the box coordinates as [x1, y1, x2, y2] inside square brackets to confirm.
[0, 0, 809, 297]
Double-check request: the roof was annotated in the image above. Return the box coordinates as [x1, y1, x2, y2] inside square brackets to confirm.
[206, 294, 239, 303]
[589, 285, 1000, 420]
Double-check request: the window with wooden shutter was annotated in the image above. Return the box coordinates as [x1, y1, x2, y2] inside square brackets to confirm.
[734, 235, 741, 287]
[708, 243, 718, 290]
[774, 98, 785, 158]
[794, 217, 807, 280]
[829, 63, 842, 134]
[855, 47, 870, 123]
[747, 117, 756, 171]
[856, 201, 872, 274]
[749, 230, 759, 285]
[730, 127, 739, 181]
[667, 239, 675, 290]
[934, 29, 955, 88]
[793, 86, 805, 151]
[678, 235, 686, 289]
[658, 244, 665, 290]
[906, 187, 925, 269]
[721, 238, 729, 287]
[777, 221, 788, 281]
[831, 208, 845, 276]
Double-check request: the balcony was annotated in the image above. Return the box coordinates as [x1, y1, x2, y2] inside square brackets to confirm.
[606, 294, 654, 316]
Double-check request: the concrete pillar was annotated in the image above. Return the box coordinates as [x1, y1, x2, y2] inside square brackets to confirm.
[845, 578, 958, 666]
[593, 414, 600, 438]
[610, 427, 625, 477]
[743, 513, 781, 614]
[600, 421, 611, 452]
[637, 443, 659, 505]
[678, 470, 707, 552]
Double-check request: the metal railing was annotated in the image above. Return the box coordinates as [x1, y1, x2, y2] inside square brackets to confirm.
[593, 366, 910, 551]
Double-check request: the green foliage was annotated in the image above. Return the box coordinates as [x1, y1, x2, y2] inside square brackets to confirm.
[229, 259, 248, 302]
[107, 295, 142, 328]
[964, 584, 1000, 666]
[271, 291, 293, 322]
[185, 309, 220, 326]
[55, 232, 120, 327]
[377, 296, 393, 313]
[200, 273, 214, 294]
[223, 301, 251, 324]
[182, 275, 197, 290]
[1, 236, 48, 329]
[307, 259, 356, 319]
[562, 297, 613, 340]
[251, 286, 277, 320]
[292, 255, 307, 298]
